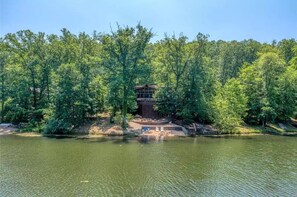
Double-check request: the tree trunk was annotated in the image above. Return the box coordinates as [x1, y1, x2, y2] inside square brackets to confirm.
[46, 71, 50, 102]
[262, 116, 266, 127]
[175, 75, 180, 91]
[122, 60, 128, 129]
[0, 67, 4, 123]
[0, 100, 3, 123]
[110, 106, 116, 123]
[30, 69, 37, 108]
[122, 85, 128, 129]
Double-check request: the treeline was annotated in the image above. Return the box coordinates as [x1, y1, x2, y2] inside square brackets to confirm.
[0, 24, 296, 133]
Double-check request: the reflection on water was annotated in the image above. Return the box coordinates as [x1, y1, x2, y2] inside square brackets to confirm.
[0, 135, 296, 196]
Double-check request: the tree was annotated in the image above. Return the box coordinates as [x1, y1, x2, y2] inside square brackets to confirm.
[1, 26, 296, 133]
[100, 24, 153, 128]
[277, 65, 297, 120]
[277, 39, 297, 64]
[159, 34, 191, 90]
[0, 41, 9, 122]
[240, 52, 286, 125]
[45, 63, 82, 134]
[211, 79, 247, 133]
[3, 30, 50, 126]
[154, 34, 192, 119]
[258, 52, 285, 125]
[76, 32, 101, 119]
[4, 31, 48, 109]
[180, 33, 213, 123]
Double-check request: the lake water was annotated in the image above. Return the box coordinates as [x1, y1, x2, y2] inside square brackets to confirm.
[0, 135, 296, 196]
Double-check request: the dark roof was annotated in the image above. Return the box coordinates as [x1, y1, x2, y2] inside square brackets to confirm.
[135, 84, 157, 90]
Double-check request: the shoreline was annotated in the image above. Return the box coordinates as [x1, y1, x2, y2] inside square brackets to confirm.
[1, 123, 296, 139]
[6, 130, 296, 139]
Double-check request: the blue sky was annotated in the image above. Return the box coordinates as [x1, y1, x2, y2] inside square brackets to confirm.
[0, 0, 296, 42]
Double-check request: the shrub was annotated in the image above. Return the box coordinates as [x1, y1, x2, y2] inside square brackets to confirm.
[113, 112, 134, 125]
[211, 79, 247, 133]
[43, 118, 72, 134]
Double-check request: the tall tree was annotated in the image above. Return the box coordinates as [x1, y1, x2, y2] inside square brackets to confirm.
[277, 65, 297, 120]
[100, 24, 153, 128]
[159, 34, 191, 90]
[154, 34, 192, 119]
[181, 33, 212, 122]
[277, 39, 297, 64]
[211, 78, 247, 133]
[240, 52, 286, 125]
[45, 63, 82, 134]
[0, 41, 9, 122]
[4, 30, 47, 109]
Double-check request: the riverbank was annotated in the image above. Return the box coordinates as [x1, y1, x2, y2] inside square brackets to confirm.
[3, 128, 296, 140]
[1, 118, 296, 138]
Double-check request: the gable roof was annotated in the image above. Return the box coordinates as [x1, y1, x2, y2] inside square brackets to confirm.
[135, 84, 157, 90]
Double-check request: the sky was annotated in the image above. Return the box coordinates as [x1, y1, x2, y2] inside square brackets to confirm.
[0, 0, 296, 42]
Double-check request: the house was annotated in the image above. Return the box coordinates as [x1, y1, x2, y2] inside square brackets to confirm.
[135, 84, 158, 118]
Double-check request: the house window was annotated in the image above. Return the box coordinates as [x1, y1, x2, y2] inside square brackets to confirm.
[137, 87, 154, 98]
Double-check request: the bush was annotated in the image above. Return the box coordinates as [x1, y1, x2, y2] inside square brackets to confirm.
[4, 106, 29, 124]
[43, 118, 72, 134]
[154, 86, 180, 117]
[113, 112, 134, 125]
[211, 79, 247, 134]
[19, 121, 44, 133]
[29, 109, 45, 122]
[178, 108, 194, 124]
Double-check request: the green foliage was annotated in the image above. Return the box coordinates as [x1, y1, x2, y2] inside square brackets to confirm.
[154, 85, 180, 118]
[19, 120, 44, 133]
[4, 105, 29, 123]
[44, 118, 72, 134]
[54, 63, 83, 126]
[277, 39, 297, 64]
[0, 42, 8, 123]
[239, 52, 288, 125]
[0, 26, 296, 134]
[113, 112, 134, 125]
[89, 75, 107, 113]
[154, 33, 214, 123]
[211, 79, 247, 133]
[277, 65, 297, 120]
[100, 24, 153, 128]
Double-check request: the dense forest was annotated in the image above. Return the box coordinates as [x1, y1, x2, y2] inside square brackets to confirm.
[0, 24, 297, 134]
